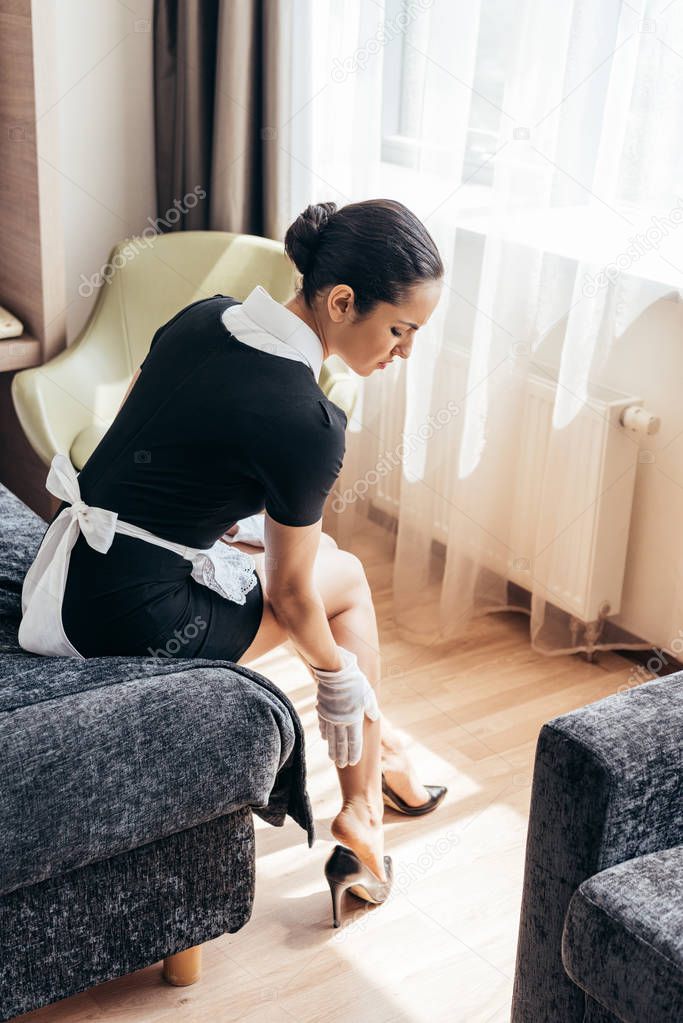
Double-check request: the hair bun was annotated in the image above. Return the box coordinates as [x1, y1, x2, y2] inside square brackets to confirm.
[284, 201, 338, 275]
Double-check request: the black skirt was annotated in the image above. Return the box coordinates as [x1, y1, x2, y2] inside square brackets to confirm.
[61, 531, 264, 662]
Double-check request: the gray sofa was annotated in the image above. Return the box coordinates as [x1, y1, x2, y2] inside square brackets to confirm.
[511, 671, 683, 1022]
[0, 481, 315, 1021]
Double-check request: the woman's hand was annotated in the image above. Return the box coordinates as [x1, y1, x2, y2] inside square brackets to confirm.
[311, 645, 380, 768]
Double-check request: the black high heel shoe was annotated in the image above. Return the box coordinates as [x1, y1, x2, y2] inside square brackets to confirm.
[381, 772, 448, 816]
[324, 844, 393, 928]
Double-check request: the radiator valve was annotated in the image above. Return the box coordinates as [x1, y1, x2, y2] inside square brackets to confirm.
[620, 405, 660, 436]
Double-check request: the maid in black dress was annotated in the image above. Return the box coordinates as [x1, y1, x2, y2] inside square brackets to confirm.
[57, 198, 446, 924]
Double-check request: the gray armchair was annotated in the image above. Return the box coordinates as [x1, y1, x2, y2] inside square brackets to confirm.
[0, 479, 315, 1020]
[511, 671, 683, 1022]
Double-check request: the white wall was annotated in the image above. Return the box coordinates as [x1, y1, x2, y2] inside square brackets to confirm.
[51, 0, 157, 341]
[596, 298, 683, 667]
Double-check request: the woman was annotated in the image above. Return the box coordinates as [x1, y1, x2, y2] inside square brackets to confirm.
[42, 198, 446, 926]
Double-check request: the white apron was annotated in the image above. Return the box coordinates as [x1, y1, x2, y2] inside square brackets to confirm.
[18, 453, 259, 658]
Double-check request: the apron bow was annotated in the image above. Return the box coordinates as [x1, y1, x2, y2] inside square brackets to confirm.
[46, 453, 118, 554]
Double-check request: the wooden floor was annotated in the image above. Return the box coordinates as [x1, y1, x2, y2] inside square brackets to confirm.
[18, 520, 655, 1023]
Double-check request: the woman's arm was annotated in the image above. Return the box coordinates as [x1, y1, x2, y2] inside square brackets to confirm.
[264, 511, 343, 672]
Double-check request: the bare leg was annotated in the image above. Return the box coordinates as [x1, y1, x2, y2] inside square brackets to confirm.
[307, 550, 387, 882]
[377, 715, 432, 807]
[307, 540, 430, 806]
[236, 535, 428, 880]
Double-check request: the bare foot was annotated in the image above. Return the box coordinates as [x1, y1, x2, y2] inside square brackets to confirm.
[331, 798, 388, 883]
[381, 742, 431, 807]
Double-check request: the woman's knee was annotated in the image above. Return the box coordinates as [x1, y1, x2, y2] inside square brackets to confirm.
[333, 548, 368, 592]
[314, 546, 372, 617]
[345, 550, 371, 596]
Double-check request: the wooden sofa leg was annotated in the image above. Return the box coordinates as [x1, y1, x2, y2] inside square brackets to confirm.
[162, 944, 202, 986]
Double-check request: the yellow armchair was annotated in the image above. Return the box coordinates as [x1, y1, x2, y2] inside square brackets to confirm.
[12, 230, 359, 470]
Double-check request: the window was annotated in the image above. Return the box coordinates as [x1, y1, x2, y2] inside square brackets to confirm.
[381, 0, 620, 192]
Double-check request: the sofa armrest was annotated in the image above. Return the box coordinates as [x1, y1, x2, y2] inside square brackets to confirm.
[0, 659, 304, 897]
[511, 672, 683, 1023]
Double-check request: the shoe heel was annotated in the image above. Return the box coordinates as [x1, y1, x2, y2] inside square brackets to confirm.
[327, 876, 348, 928]
[324, 844, 393, 928]
[324, 845, 361, 928]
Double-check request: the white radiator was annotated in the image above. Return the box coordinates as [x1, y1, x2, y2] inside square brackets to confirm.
[370, 349, 648, 626]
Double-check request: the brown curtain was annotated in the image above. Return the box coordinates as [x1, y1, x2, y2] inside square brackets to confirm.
[153, 0, 289, 238]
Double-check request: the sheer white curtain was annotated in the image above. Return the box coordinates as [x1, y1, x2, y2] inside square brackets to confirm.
[280, 0, 683, 656]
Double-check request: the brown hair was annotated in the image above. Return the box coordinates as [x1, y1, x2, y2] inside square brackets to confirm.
[284, 198, 444, 316]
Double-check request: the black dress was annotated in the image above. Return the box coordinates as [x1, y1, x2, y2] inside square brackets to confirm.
[59, 294, 347, 661]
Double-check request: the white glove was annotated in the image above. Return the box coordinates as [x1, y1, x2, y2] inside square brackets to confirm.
[311, 645, 380, 768]
[222, 513, 265, 548]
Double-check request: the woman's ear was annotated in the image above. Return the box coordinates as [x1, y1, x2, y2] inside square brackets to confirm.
[327, 284, 354, 324]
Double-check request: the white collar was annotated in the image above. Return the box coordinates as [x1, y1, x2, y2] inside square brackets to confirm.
[226, 285, 325, 378]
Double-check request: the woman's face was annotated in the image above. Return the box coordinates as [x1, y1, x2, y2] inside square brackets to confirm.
[323, 279, 443, 377]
